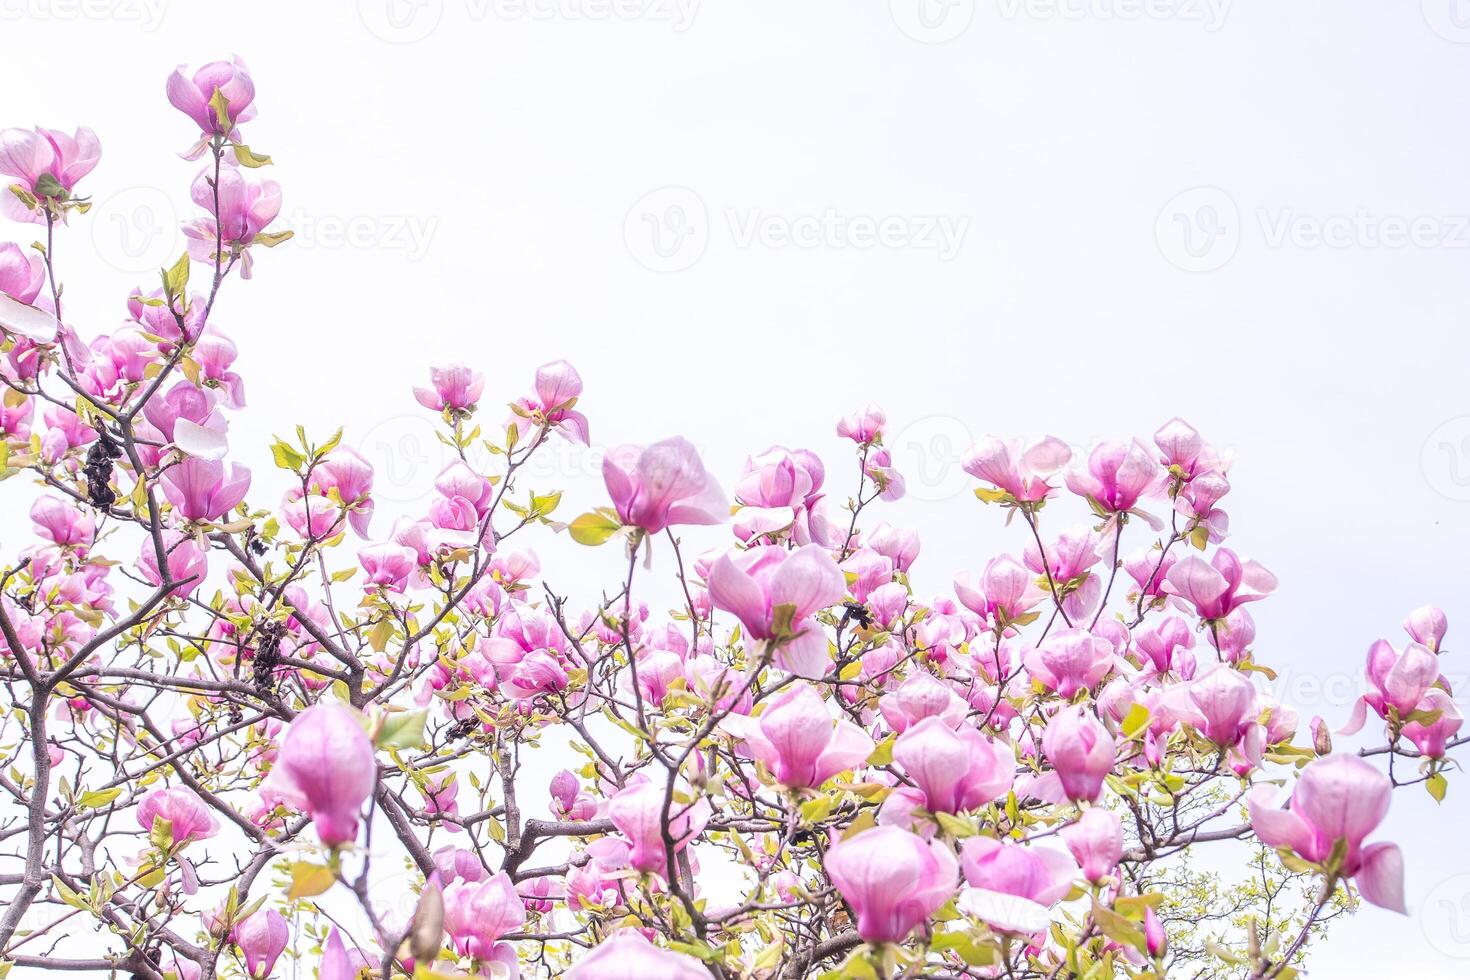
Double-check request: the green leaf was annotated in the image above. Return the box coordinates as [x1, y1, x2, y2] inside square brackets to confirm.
[271, 439, 306, 473]
[77, 787, 123, 809]
[162, 252, 190, 302]
[209, 88, 233, 131]
[232, 143, 273, 168]
[1092, 901, 1146, 954]
[935, 811, 977, 838]
[254, 230, 294, 248]
[376, 709, 427, 751]
[568, 509, 621, 546]
[286, 861, 336, 900]
[1427, 771, 1448, 803]
[1122, 703, 1151, 739]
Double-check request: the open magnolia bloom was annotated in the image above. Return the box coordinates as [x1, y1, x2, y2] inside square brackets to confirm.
[0, 55, 1462, 980]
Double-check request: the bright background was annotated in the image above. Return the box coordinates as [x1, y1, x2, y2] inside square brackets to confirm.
[5, 0, 1470, 974]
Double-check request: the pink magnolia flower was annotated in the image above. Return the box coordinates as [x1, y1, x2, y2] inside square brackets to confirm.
[1165, 549, 1276, 622]
[31, 496, 93, 549]
[414, 362, 485, 413]
[1145, 906, 1167, 958]
[836, 404, 885, 444]
[707, 543, 844, 677]
[893, 717, 1014, 814]
[232, 909, 288, 979]
[1133, 616, 1196, 678]
[866, 522, 919, 572]
[954, 555, 1040, 629]
[1154, 417, 1227, 479]
[565, 930, 709, 980]
[1124, 547, 1176, 601]
[959, 836, 1078, 933]
[161, 457, 251, 523]
[442, 873, 525, 959]
[433, 845, 486, 883]
[879, 670, 968, 733]
[270, 703, 376, 846]
[824, 826, 958, 943]
[1404, 605, 1448, 652]
[607, 781, 710, 877]
[1025, 628, 1115, 699]
[1060, 807, 1123, 883]
[193, 332, 247, 408]
[510, 359, 588, 444]
[0, 126, 101, 222]
[137, 786, 220, 845]
[602, 436, 725, 534]
[137, 531, 209, 600]
[1248, 754, 1405, 913]
[182, 164, 282, 278]
[318, 929, 370, 980]
[1040, 706, 1115, 803]
[308, 449, 375, 537]
[0, 242, 44, 304]
[1179, 666, 1259, 748]
[1341, 640, 1442, 735]
[964, 435, 1072, 503]
[721, 684, 873, 789]
[1403, 688, 1463, 759]
[142, 381, 230, 459]
[1065, 439, 1159, 514]
[358, 543, 418, 592]
[167, 58, 256, 139]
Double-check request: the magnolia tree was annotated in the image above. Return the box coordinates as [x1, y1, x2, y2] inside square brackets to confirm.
[0, 60, 1463, 980]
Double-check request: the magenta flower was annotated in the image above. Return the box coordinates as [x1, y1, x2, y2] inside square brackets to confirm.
[358, 543, 418, 592]
[318, 929, 369, 980]
[182, 164, 282, 278]
[270, 703, 377, 846]
[836, 404, 886, 444]
[308, 449, 376, 537]
[0, 242, 44, 304]
[1065, 439, 1159, 514]
[442, 872, 525, 959]
[1402, 689, 1463, 759]
[1341, 639, 1443, 735]
[414, 362, 485, 413]
[1163, 549, 1277, 621]
[510, 359, 589, 444]
[167, 58, 256, 139]
[1025, 628, 1116, 699]
[1060, 807, 1123, 883]
[607, 780, 710, 877]
[959, 836, 1078, 933]
[602, 436, 725, 534]
[954, 555, 1040, 628]
[964, 435, 1072, 503]
[30, 496, 93, 550]
[879, 670, 968, 733]
[137, 531, 209, 600]
[721, 684, 873, 789]
[137, 786, 220, 845]
[0, 126, 101, 222]
[707, 543, 844, 677]
[824, 826, 958, 943]
[1040, 706, 1115, 803]
[893, 717, 1014, 814]
[565, 930, 709, 980]
[1181, 666, 1259, 748]
[161, 457, 251, 523]
[1404, 605, 1448, 652]
[142, 381, 230, 459]
[1248, 754, 1405, 913]
[232, 909, 287, 979]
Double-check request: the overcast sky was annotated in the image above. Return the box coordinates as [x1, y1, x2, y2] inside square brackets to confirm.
[5, 0, 1470, 975]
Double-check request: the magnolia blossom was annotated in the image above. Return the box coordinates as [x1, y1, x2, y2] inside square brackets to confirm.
[893, 716, 1013, 814]
[1040, 706, 1115, 803]
[565, 930, 708, 979]
[167, 58, 256, 139]
[0, 242, 44, 304]
[721, 684, 873, 789]
[824, 826, 958, 943]
[161, 457, 251, 523]
[1060, 807, 1123, 883]
[708, 543, 844, 677]
[964, 435, 1072, 503]
[232, 909, 288, 979]
[602, 437, 725, 534]
[1164, 549, 1277, 621]
[269, 703, 377, 846]
[959, 836, 1078, 933]
[1249, 754, 1405, 913]
[136, 786, 219, 845]
[0, 125, 101, 222]
[414, 362, 485, 413]
[443, 873, 525, 959]
[607, 781, 710, 877]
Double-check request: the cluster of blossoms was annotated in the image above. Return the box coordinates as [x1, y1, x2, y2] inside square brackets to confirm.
[0, 60, 1463, 980]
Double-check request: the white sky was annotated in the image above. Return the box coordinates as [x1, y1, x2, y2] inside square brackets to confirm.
[5, 0, 1470, 975]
